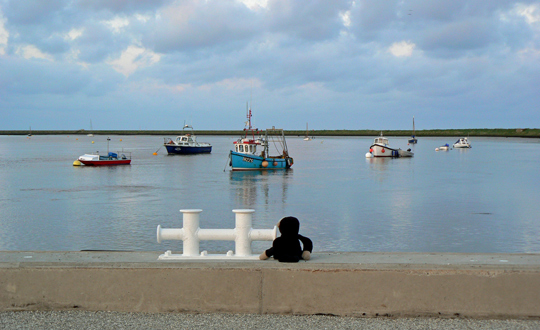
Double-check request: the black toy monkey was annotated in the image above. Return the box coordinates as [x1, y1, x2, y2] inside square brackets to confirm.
[259, 216, 313, 262]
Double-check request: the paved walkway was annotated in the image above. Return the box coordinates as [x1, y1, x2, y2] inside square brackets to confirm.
[1, 311, 540, 330]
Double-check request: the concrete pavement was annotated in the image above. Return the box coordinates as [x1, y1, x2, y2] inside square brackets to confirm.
[1, 251, 540, 319]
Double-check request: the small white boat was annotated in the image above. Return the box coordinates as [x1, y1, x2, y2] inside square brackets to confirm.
[367, 133, 413, 158]
[435, 144, 450, 151]
[453, 137, 471, 148]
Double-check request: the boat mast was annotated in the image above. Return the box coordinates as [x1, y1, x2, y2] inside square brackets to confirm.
[245, 101, 257, 140]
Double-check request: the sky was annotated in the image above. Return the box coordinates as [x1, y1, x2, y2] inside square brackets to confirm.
[0, 0, 539, 131]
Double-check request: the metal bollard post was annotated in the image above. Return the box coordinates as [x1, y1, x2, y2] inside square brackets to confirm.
[233, 209, 254, 256]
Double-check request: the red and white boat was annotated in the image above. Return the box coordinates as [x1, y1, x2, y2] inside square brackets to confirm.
[76, 137, 131, 166]
[78, 152, 131, 165]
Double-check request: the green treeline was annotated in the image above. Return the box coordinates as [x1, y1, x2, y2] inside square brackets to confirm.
[1, 128, 539, 138]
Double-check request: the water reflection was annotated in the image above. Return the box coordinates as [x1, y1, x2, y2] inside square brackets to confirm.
[229, 170, 292, 209]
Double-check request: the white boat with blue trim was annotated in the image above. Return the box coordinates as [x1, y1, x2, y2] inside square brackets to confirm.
[453, 137, 471, 148]
[228, 108, 293, 171]
[366, 133, 414, 158]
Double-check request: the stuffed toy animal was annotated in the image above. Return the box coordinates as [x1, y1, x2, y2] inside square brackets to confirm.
[259, 216, 313, 262]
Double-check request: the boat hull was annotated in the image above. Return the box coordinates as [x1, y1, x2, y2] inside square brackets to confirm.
[369, 144, 402, 157]
[165, 145, 212, 154]
[453, 144, 471, 148]
[408, 138, 417, 144]
[79, 160, 131, 166]
[230, 151, 293, 171]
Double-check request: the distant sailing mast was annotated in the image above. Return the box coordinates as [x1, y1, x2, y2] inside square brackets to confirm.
[408, 116, 417, 144]
[304, 123, 312, 141]
[87, 120, 94, 137]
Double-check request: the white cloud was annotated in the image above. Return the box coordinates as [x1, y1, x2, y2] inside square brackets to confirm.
[107, 46, 161, 77]
[238, 0, 268, 11]
[340, 10, 351, 27]
[518, 47, 540, 59]
[0, 14, 8, 55]
[66, 28, 84, 41]
[516, 4, 540, 24]
[103, 16, 130, 33]
[15, 45, 53, 61]
[135, 14, 151, 23]
[389, 41, 416, 57]
[199, 77, 261, 91]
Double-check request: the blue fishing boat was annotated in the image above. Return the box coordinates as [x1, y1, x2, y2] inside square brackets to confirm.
[228, 107, 293, 171]
[163, 124, 212, 155]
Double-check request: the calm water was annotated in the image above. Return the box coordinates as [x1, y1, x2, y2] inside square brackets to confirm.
[1, 134, 539, 254]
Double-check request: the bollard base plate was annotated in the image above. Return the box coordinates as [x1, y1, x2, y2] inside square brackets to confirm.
[158, 250, 261, 260]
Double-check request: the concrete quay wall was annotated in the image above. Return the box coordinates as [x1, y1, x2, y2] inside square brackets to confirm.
[1, 251, 540, 319]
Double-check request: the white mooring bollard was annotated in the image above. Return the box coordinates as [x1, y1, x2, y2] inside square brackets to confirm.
[156, 209, 277, 260]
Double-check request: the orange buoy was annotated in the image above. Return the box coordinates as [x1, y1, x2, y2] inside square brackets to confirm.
[381, 148, 385, 153]
[262, 160, 269, 168]
[273, 161, 278, 166]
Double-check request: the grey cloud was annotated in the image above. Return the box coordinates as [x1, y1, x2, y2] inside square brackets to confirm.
[77, 0, 170, 14]
[0, 58, 89, 95]
[2, 0, 68, 25]
[147, 1, 257, 53]
[420, 19, 498, 53]
[265, 0, 350, 40]
[75, 23, 128, 63]
[351, 0, 401, 36]
[0, 56, 121, 97]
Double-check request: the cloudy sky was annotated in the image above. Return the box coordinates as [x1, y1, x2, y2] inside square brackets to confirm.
[0, 0, 539, 131]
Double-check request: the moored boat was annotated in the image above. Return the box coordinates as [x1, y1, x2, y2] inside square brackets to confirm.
[408, 116, 417, 144]
[435, 144, 450, 151]
[78, 152, 131, 165]
[76, 138, 131, 166]
[453, 137, 471, 148]
[87, 120, 94, 137]
[366, 133, 413, 158]
[229, 107, 293, 171]
[163, 124, 212, 155]
[304, 122, 312, 141]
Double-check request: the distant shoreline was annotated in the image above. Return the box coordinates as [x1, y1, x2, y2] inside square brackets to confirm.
[2, 128, 539, 138]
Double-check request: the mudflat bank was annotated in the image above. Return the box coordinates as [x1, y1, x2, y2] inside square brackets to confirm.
[2, 128, 539, 137]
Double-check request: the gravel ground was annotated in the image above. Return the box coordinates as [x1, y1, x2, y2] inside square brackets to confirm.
[1, 312, 540, 330]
